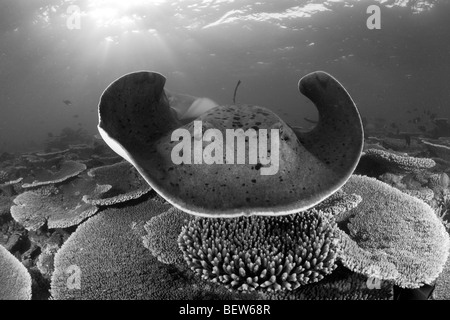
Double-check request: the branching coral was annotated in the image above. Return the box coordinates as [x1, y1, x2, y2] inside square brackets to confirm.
[143, 207, 193, 265]
[339, 175, 450, 288]
[0, 244, 32, 300]
[178, 210, 340, 292]
[50, 198, 259, 300]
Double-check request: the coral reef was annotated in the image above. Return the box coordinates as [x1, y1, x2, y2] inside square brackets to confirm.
[178, 209, 340, 292]
[360, 148, 435, 174]
[21, 160, 86, 189]
[35, 149, 70, 158]
[432, 254, 450, 300]
[339, 175, 450, 288]
[378, 172, 406, 190]
[432, 192, 450, 231]
[428, 173, 450, 189]
[403, 188, 435, 204]
[43, 127, 93, 151]
[36, 243, 60, 279]
[12, 161, 153, 231]
[313, 189, 362, 221]
[264, 266, 393, 300]
[51, 197, 259, 300]
[143, 207, 193, 265]
[421, 138, 450, 162]
[0, 193, 13, 217]
[0, 166, 25, 197]
[82, 161, 151, 206]
[0, 244, 32, 300]
[11, 179, 102, 230]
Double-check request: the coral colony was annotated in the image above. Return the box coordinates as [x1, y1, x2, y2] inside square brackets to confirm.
[2, 70, 450, 301]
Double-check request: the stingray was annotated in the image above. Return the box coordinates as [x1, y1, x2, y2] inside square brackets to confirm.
[164, 89, 218, 124]
[98, 71, 363, 217]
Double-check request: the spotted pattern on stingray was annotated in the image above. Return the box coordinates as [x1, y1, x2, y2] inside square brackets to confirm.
[98, 71, 363, 217]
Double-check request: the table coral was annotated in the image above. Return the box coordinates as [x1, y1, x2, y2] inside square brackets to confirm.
[143, 207, 193, 265]
[0, 166, 25, 196]
[313, 189, 362, 221]
[21, 160, 86, 188]
[339, 175, 450, 288]
[421, 138, 450, 162]
[0, 244, 32, 300]
[403, 188, 435, 204]
[11, 177, 103, 230]
[432, 254, 450, 300]
[35, 149, 70, 158]
[362, 148, 435, 174]
[178, 210, 340, 292]
[82, 161, 151, 206]
[50, 198, 260, 300]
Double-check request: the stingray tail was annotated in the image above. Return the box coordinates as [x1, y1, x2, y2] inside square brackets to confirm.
[233, 80, 241, 104]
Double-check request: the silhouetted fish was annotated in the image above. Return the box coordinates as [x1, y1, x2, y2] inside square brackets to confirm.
[63, 100, 72, 106]
[73, 114, 79, 118]
[47, 132, 53, 138]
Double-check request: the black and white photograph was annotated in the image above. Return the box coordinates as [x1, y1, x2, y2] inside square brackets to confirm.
[1, 0, 450, 310]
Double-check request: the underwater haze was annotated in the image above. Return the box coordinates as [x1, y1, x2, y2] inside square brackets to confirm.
[3, 0, 450, 304]
[1, 0, 450, 153]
